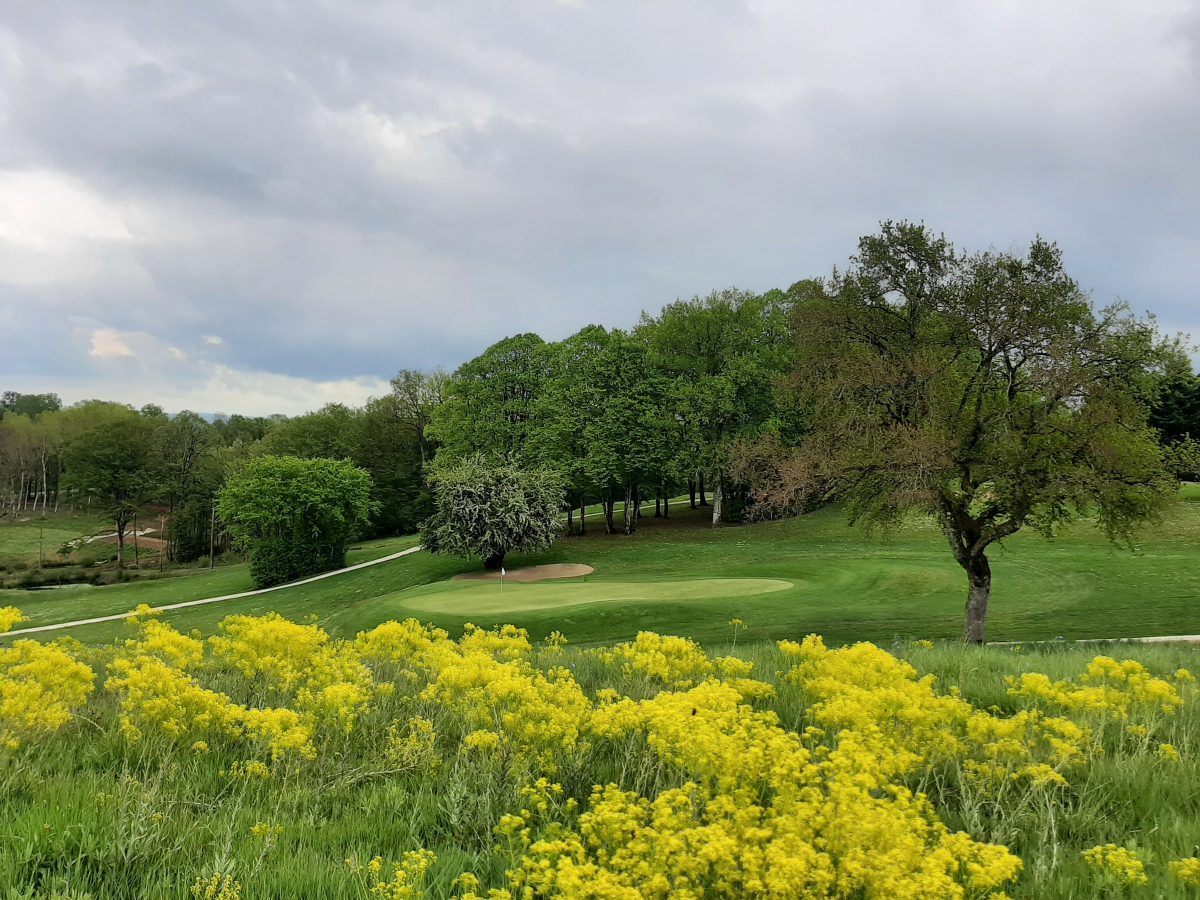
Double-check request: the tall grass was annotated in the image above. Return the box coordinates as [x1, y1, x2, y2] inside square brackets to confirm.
[3, 627, 1199, 898]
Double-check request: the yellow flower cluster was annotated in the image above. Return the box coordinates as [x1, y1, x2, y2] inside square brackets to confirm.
[492, 706, 1021, 898]
[0, 637, 95, 750]
[191, 873, 242, 900]
[1169, 857, 1200, 886]
[6, 603, 1197, 897]
[1081, 844, 1148, 885]
[600, 631, 715, 687]
[420, 648, 589, 770]
[385, 716, 440, 770]
[781, 635, 1088, 792]
[0, 606, 28, 633]
[1008, 655, 1184, 719]
[348, 849, 436, 899]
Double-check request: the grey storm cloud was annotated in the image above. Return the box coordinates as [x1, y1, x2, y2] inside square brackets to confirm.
[0, 0, 1198, 414]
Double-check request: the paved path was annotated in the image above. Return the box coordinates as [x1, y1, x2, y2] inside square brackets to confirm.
[3, 545, 423, 638]
[991, 634, 1200, 647]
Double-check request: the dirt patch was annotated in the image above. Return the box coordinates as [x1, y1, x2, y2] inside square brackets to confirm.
[453, 563, 594, 583]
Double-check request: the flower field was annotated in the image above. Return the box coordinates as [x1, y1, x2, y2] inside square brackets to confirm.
[2, 606, 1199, 898]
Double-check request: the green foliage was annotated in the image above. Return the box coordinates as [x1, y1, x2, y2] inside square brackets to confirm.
[213, 413, 276, 447]
[0, 391, 61, 420]
[152, 411, 223, 563]
[421, 456, 564, 569]
[426, 333, 550, 461]
[262, 403, 360, 459]
[218, 456, 375, 588]
[1163, 438, 1200, 482]
[60, 405, 157, 569]
[1152, 372, 1200, 443]
[783, 221, 1175, 640]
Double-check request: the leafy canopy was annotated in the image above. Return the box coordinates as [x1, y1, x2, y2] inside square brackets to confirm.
[778, 222, 1174, 640]
[218, 455, 375, 587]
[420, 455, 565, 569]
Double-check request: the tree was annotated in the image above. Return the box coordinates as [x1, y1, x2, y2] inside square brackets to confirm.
[637, 289, 793, 525]
[0, 391, 62, 420]
[1150, 371, 1200, 443]
[355, 392, 433, 536]
[153, 411, 223, 562]
[61, 407, 157, 570]
[218, 456, 375, 588]
[427, 333, 550, 461]
[420, 455, 564, 570]
[773, 222, 1173, 643]
[262, 404, 360, 459]
[389, 369, 446, 465]
[214, 413, 274, 446]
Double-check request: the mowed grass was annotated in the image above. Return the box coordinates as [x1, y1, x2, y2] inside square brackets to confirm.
[4, 484, 1197, 648]
[391, 576, 794, 615]
[0, 510, 109, 568]
[0, 534, 423, 639]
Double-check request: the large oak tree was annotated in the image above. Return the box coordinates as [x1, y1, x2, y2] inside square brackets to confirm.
[780, 222, 1174, 642]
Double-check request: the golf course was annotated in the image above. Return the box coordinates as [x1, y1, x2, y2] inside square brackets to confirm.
[5, 483, 1198, 648]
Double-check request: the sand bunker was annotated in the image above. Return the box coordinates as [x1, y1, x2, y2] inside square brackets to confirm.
[453, 563, 595, 583]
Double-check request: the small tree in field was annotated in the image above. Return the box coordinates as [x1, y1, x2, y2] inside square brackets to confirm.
[61, 407, 156, 571]
[777, 222, 1174, 643]
[421, 456, 564, 570]
[218, 456, 375, 588]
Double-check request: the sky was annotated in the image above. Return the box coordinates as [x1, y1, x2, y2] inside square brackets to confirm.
[1, 1, 1198, 416]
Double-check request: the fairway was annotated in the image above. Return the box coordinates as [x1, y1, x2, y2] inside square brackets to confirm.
[4, 485, 1198, 648]
[388, 576, 793, 615]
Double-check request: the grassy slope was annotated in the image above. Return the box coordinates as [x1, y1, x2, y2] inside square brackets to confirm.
[0, 535, 421, 636]
[6, 485, 1197, 647]
[0, 509, 109, 567]
[4, 638, 1200, 898]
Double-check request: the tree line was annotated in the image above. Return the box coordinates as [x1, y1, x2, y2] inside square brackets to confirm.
[0, 372, 443, 569]
[4, 221, 1197, 638]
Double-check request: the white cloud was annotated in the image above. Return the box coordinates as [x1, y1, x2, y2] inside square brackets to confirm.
[19, 323, 390, 415]
[88, 327, 135, 359]
[203, 335, 223, 346]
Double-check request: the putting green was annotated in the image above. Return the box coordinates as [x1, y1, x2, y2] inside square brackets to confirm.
[388, 577, 795, 615]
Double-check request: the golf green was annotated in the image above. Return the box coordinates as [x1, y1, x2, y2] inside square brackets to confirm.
[387, 576, 795, 615]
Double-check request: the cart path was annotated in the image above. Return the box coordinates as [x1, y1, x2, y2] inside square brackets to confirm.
[2, 545, 423, 637]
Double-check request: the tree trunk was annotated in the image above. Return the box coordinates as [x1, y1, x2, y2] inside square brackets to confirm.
[635, 486, 642, 519]
[712, 477, 723, 527]
[663, 494, 670, 518]
[484, 551, 506, 571]
[567, 507, 574, 535]
[698, 471, 708, 506]
[655, 495, 662, 517]
[132, 513, 140, 569]
[688, 479, 696, 509]
[603, 496, 615, 535]
[579, 500, 586, 536]
[624, 483, 636, 535]
[116, 523, 126, 572]
[963, 553, 992, 643]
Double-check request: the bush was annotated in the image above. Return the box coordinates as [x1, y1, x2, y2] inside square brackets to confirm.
[218, 456, 375, 588]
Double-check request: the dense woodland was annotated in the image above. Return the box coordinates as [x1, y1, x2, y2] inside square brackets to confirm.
[3, 226, 1199, 581]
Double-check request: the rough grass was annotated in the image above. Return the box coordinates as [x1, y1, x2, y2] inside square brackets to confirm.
[3, 631, 1199, 899]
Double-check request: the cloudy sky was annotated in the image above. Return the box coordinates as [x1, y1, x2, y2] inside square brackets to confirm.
[1, 1, 1197, 415]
